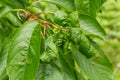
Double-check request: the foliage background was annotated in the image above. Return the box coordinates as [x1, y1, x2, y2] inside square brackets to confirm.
[97, 0, 120, 80]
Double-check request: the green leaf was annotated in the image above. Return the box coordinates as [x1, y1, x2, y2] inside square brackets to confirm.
[37, 54, 76, 80]
[0, 18, 15, 33]
[26, 6, 42, 14]
[0, 29, 18, 80]
[6, 20, 41, 80]
[74, 0, 106, 17]
[4, 0, 25, 8]
[68, 11, 79, 27]
[0, 39, 12, 80]
[37, 60, 64, 80]
[90, 40, 113, 70]
[20, 0, 29, 6]
[71, 44, 113, 80]
[79, 14, 106, 40]
[44, 0, 75, 12]
[37, 57, 76, 80]
[46, 36, 58, 54]
[40, 36, 59, 62]
[59, 54, 76, 80]
[5, 13, 22, 27]
[0, 29, 8, 80]
[0, 28, 5, 51]
[0, 6, 11, 18]
[54, 10, 68, 24]
[55, 11, 67, 20]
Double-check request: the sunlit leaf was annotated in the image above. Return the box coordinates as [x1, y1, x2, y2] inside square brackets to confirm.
[6, 20, 41, 80]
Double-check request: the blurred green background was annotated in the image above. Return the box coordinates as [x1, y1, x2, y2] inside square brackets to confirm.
[97, 0, 120, 80]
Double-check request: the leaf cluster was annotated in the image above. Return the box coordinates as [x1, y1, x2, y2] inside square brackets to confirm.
[0, 0, 113, 80]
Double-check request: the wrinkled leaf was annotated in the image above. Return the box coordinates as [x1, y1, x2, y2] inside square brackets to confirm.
[40, 36, 59, 62]
[68, 11, 79, 27]
[71, 28, 97, 58]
